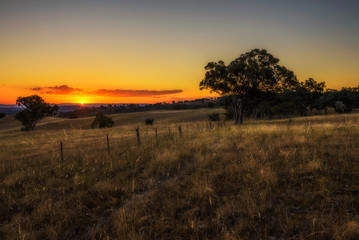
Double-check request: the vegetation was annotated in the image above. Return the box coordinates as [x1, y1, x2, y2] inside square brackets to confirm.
[58, 98, 221, 119]
[91, 112, 114, 129]
[208, 113, 220, 121]
[15, 95, 58, 131]
[1, 108, 359, 239]
[199, 49, 359, 124]
[145, 118, 154, 125]
[200, 49, 298, 124]
[0, 113, 6, 118]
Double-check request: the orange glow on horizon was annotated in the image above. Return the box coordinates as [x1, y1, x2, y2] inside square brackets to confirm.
[0, 85, 217, 105]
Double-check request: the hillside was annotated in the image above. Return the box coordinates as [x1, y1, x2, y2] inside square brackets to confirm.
[0, 108, 225, 134]
[1, 110, 359, 239]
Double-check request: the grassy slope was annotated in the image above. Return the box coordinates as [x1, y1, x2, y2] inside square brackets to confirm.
[0, 108, 225, 134]
[1, 110, 359, 239]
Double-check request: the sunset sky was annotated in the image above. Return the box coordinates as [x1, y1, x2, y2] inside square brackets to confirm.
[1, 0, 359, 104]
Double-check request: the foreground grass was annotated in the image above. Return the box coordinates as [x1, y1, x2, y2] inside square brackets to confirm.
[1, 113, 359, 239]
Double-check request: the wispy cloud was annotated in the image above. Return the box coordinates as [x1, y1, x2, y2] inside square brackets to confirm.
[30, 85, 183, 98]
[30, 87, 43, 91]
[93, 89, 183, 97]
[31, 85, 84, 95]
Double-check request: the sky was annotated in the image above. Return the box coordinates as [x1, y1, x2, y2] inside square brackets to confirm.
[1, 0, 359, 104]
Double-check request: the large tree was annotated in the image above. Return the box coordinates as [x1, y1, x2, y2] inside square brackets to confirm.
[200, 49, 299, 124]
[15, 95, 59, 131]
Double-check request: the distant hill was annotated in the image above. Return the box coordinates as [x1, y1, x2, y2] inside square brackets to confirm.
[0, 104, 23, 115]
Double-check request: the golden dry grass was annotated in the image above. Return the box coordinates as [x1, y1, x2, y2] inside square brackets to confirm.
[1, 110, 359, 239]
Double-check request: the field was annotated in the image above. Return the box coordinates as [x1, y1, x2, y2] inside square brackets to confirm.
[1, 108, 359, 239]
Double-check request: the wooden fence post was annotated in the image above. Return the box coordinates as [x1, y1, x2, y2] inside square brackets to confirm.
[60, 141, 64, 163]
[106, 134, 110, 154]
[136, 127, 141, 146]
[209, 122, 212, 129]
[178, 125, 182, 136]
[187, 125, 189, 132]
[155, 128, 158, 140]
[168, 127, 171, 135]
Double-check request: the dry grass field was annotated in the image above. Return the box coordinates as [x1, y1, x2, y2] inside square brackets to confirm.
[1, 109, 359, 239]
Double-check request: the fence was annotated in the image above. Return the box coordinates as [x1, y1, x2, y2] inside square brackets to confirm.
[57, 121, 227, 163]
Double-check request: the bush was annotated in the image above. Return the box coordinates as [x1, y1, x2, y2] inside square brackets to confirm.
[145, 118, 154, 125]
[91, 112, 114, 129]
[0, 113, 6, 119]
[208, 113, 220, 121]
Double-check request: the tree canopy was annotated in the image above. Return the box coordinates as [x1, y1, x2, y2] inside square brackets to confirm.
[200, 49, 298, 124]
[15, 95, 59, 131]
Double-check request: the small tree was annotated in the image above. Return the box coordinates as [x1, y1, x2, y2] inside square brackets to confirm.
[145, 118, 154, 125]
[15, 95, 58, 131]
[208, 113, 220, 121]
[91, 112, 114, 129]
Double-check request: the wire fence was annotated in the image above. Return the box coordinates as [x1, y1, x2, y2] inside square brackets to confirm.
[2, 121, 229, 171]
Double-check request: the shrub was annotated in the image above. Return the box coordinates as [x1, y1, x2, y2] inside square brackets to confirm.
[208, 113, 220, 121]
[145, 118, 154, 125]
[91, 112, 114, 129]
[0, 113, 6, 119]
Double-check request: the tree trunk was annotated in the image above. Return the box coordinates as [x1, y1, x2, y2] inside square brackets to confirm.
[233, 98, 244, 125]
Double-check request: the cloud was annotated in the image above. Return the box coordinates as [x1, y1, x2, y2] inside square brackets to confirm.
[94, 89, 183, 97]
[30, 85, 183, 98]
[30, 87, 43, 91]
[31, 85, 84, 95]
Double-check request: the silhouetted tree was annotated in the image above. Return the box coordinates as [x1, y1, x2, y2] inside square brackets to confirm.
[15, 95, 58, 131]
[295, 78, 326, 115]
[200, 49, 298, 124]
[91, 112, 114, 129]
[317, 87, 359, 114]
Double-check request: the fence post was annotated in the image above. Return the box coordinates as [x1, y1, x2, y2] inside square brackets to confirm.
[60, 141, 64, 163]
[187, 125, 189, 132]
[155, 128, 158, 140]
[106, 134, 110, 154]
[178, 125, 182, 136]
[168, 127, 171, 135]
[136, 127, 141, 146]
[209, 122, 212, 129]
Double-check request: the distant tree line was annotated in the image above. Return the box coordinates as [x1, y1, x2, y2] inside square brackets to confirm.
[59, 99, 221, 119]
[200, 49, 359, 124]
